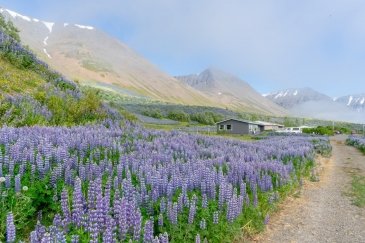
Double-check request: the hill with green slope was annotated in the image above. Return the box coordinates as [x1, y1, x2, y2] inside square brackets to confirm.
[0, 14, 118, 127]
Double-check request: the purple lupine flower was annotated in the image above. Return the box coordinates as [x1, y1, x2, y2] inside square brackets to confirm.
[264, 214, 270, 225]
[159, 232, 169, 243]
[188, 199, 196, 224]
[200, 219, 206, 230]
[133, 208, 142, 241]
[30, 231, 38, 243]
[14, 174, 21, 192]
[5, 174, 11, 188]
[143, 219, 154, 243]
[160, 197, 166, 213]
[61, 189, 70, 222]
[88, 209, 99, 243]
[118, 197, 128, 240]
[6, 212, 16, 242]
[158, 213, 164, 227]
[213, 211, 219, 224]
[202, 194, 208, 208]
[171, 202, 178, 225]
[195, 234, 201, 243]
[40, 232, 51, 243]
[71, 235, 79, 243]
[36, 221, 46, 240]
[72, 177, 83, 227]
[103, 224, 114, 243]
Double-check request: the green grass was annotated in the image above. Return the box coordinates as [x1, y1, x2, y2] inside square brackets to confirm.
[144, 122, 191, 131]
[0, 56, 45, 97]
[348, 175, 365, 207]
[201, 132, 256, 141]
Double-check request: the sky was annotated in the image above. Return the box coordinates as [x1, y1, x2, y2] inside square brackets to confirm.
[1, 0, 365, 97]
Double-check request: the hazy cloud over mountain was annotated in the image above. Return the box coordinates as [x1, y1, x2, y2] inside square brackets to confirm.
[2, 0, 365, 97]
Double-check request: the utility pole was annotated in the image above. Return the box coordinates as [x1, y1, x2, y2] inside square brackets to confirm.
[363, 124, 364, 137]
[332, 121, 335, 134]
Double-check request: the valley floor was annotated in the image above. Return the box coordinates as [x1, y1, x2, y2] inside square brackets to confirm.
[254, 135, 365, 243]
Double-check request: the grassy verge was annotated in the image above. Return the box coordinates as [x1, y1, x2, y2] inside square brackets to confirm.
[200, 132, 256, 141]
[347, 175, 365, 207]
[143, 122, 191, 131]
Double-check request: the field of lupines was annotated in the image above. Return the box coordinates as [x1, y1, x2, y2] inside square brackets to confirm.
[0, 121, 331, 242]
[347, 136, 365, 154]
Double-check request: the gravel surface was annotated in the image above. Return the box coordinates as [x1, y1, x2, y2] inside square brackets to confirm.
[254, 135, 365, 243]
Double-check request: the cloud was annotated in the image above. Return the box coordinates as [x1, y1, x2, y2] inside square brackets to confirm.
[289, 100, 365, 123]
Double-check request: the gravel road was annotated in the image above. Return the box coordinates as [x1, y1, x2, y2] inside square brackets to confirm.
[254, 135, 365, 243]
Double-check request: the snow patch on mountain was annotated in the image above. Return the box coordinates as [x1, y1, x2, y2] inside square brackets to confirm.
[42, 21, 54, 33]
[347, 96, 353, 106]
[74, 24, 94, 30]
[43, 48, 52, 59]
[43, 36, 48, 46]
[64, 23, 69, 27]
[3, 9, 31, 22]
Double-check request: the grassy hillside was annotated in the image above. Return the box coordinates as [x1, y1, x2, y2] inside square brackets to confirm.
[0, 14, 119, 127]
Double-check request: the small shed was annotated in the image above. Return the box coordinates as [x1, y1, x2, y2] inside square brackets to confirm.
[254, 121, 284, 131]
[216, 118, 264, 135]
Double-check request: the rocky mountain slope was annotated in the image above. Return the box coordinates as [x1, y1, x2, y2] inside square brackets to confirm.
[176, 68, 287, 115]
[0, 7, 218, 107]
[335, 94, 365, 112]
[264, 88, 364, 123]
[263, 88, 332, 109]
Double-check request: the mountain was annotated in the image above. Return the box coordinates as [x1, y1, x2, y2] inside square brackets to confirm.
[335, 94, 365, 112]
[0, 7, 219, 108]
[175, 68, 287, 115]
[263, 88, 332, 109]
[264, 88, 364, 123]
[0, 7, 289, 115]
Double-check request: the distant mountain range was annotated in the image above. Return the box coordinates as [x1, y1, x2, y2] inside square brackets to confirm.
[263, 88, 331, 109]
[0, 7, 285, 116]
[175, 68, 287, 115]
[264, 88, 365, 123]
[335, 94, 365, 112]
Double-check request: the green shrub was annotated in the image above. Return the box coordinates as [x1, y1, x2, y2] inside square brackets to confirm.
[167, 110, 190, 122]
[0, 13, 20, 42]
[302, 126, 334, 136]
[191, 112, 223, 125]
[142, 108, 164, 119]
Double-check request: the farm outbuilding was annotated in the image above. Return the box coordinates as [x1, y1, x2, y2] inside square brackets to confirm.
[254, 121, 284, 131]
[216, 118, 264, 135]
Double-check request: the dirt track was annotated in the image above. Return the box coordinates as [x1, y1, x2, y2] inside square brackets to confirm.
[254, 135, 365, 243]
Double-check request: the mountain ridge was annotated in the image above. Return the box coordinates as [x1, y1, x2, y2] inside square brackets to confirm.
[264, 88, 364, 123]
[335, 94, 365, 112]
[175, 68, 288, 115]
[0, 8, 219, 107]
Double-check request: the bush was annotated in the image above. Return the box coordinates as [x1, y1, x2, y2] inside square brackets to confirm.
[0, 13, 20, 42]
[302, 126, 334, 136]
[167, 110, 190, 122]
[142, 108, 164, 119]
[191, 112, 223, 125]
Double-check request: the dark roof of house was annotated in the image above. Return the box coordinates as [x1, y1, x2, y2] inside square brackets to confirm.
[216, 118, 264, 126]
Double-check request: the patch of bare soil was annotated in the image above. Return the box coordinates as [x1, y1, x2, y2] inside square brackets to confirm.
[252, 135, 365, 243]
